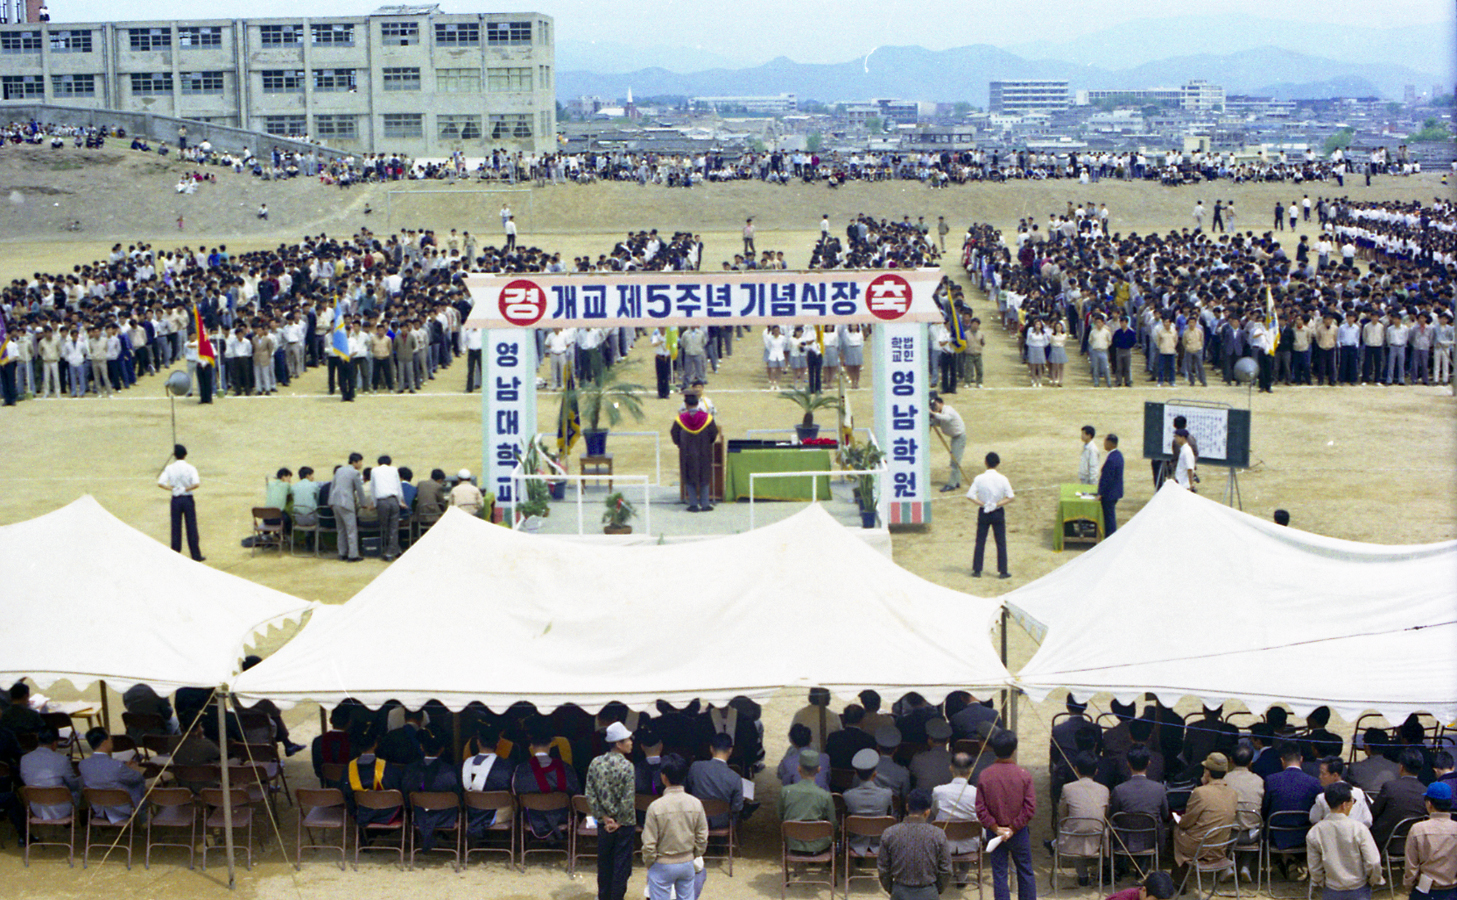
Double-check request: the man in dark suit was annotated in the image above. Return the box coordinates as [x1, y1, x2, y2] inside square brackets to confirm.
[1050, 695, 1101, 772]
[1263, 743, 1322, 862]
[1108, 745, 1170, 858]
[686, 733, 744, 829]
[1250, 724, 1283, 779]
[1369, 748, 1429, 848]
[1096, 433, 1125, 534]
[826, 705, 878, 772]
[1348, 729, 1400, 794]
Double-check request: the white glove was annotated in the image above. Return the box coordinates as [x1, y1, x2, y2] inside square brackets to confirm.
[694, 856, 705, 873]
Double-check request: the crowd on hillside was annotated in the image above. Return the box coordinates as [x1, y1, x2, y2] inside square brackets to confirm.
[956, 196, 1455, 391]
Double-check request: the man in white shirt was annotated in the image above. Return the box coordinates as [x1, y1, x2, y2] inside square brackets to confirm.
[966, 452, 1015, 579]
[370, 455, 405, 561]
[504, 216, 517, 252]
[932, 751, 981, 884]
[156, 443, 204, 561]
[929, 395, 966, 491]
[1173, 430, 1198, 491]
[1310, 757, 1373, 828]
[1078, 426, 1099, 485]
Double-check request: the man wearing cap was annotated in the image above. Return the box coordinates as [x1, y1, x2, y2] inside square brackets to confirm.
[1404, 782, 1456, 900]
[1306, 781, 1383, 900]
[911, 720, 956, 792]
[875, 726, 912, 801]
[449, 469, 484, 517]
[778, 748, 836, 853]
[879, 787, 954, 900]
[1173, 753, 1238, 889]
[585, 721, 637, 900]
[845, 747, 894, 851]
[976, 729, 1037, 900]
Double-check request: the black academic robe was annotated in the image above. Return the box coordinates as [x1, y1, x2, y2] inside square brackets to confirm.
[461, 753, 515, 837]
[400, 757, 461, 851]
[343, 756, 402, 828]
[511, 756, 578, 840]
[671, 410, 719, 489]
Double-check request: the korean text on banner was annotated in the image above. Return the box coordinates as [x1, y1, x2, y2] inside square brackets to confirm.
[874, 322, 931, 526]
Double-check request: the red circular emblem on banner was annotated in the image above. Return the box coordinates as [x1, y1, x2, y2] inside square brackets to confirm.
[498, 279, 547, 326]
[866, 273, 913, 321]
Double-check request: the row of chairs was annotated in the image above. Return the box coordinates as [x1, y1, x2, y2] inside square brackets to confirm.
[780, 817, 984, 900]
[251, 502, 445, 558]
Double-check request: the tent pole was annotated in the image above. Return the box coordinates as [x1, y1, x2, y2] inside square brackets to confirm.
[99, 679, 111, 733]
[217, 691, 236, 889]
[999, 609, 1009, 725]
[319, 704, 327, 736]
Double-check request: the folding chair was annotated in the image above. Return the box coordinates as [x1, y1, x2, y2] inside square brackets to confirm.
[290, 513, 321, 555]
[295, 787, 347, 870]
[320, 763, 346, 787]
[122, 712, 168, 746]
[1233, 803, 1262, 886]
[21, 785, 76, 866]
[200, 787, 255, 871]
[843, 815, 895, 895]
[231, 741, 291, 807]
[700, 797, 737, 875]
[1110, 811, 1160, 880]
[315, 505, 339, 556]
[82, 787, 137, 869]
[1052, 815, 1108, 892]
[1382, 817, 1425, 899]
[171, 764, 220, 794]
[1264, 810, 1312, 899]
[0, 760, 12, 849]
[40, 712, 79, 759]
[570, 794, 597, 875]
[142, 733, 182, 763]
[517, 791, 571, 868]
[781, 819, 837, 899]
[409, 791, 462, 871]
[463, 789, 515, 868]
[251, 507, 287, 556]
[937, 819, 985, 899]
[1178, 830, 1239, 900]
[145, 787, 197, 869]
[352, 789, 406, 869]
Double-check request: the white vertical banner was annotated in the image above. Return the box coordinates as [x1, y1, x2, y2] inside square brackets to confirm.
[873, 321, 931, 526]
[481, 329, 537, 519]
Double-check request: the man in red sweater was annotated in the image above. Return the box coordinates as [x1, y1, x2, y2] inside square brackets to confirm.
[976, 728, 1038, 900]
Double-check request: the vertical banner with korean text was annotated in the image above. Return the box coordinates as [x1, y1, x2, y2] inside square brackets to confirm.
[874, 321, 931, 526]
[482, 329, 536, 519]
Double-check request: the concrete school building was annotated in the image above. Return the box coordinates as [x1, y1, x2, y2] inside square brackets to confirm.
[0, 4, 557, 157]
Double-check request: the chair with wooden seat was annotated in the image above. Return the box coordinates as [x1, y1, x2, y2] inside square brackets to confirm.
[251, 507, 287, 556]
[409, 791, 463, 871]
[145, 787, 197, 869]
[937, 819, 985, 900]
[570, 794, 597, 875]
[171, 764, 220, 794]
[463, 789, 515, 868]
[82, 787, 138, 869]
[121, 712, 168, 747]
[200, 787, 255, 871]
[236, 709, 275, 746]
[142, 733, 182, 762]
[352, 789, 407, 869]
[320, 762, 346, 787]
[518, 791, 572, 868]
[295, 787, 347, 870]
[781, 819, 837, 899]
[230, 741, 291, 807]
[700, 797, 737, 875]
[21, 785, 76, 866]
[843, 814, 895, 895]
[227, 764, 272, 822]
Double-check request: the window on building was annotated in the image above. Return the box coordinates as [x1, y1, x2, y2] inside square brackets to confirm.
[379, 21, 418, 45]
[435, 22, 480, 46]
[382, 113, 423, 139]
[48, 30, 93, 53]
[489, 113, 531, 139]
[261, 70, 304, 93]
[537, 19, 550, 46]
[1, 30, 42, 53]
[438, 114, 482, 140]
[180, 71, 225, 95]
[315, 114, 358, 139]
[485, 21, 531, 45]
[436, 68, 481, 93]
[178, 26, 223, 48]
[311, 23, 354, 46]
[127, 28, 170, 52]
[538, 64, 551, 90]
[263, 115, 307, 137]
[313, 68, 357, 92]
[129, 72, 173, 95]
[258, 24, 302, 46]
[381, 67, 420, 91]
[486, 67, 530, 92]
[1, 75, 43, 99]
[52, 74, 96, 97]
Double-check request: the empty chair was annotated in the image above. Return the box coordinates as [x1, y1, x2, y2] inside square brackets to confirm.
[82, 787, 138, 869]
[230, 741, 291, 807]
[296, 787, 348, 870]
[352, 789, 406, 870]
[409, 791, 463, 871]
[121, 712, 168, 746]
[463, 789, 516, 868]
[251, 507, 287, 555]
[781, 820, 837, 899]
[145, 787, 197, 870]
[1382, 817, 1425, 899]
[200, 787, 255, 871]
[21, 785, 76, 867]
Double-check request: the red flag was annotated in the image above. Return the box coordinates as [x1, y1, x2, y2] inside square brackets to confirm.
[193, 304, 216, 364]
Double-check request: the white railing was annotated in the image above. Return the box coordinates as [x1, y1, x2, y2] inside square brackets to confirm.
[510, 468, 653, 536]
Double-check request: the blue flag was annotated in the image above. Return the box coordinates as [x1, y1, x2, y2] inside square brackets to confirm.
[330, 301, 350, 360]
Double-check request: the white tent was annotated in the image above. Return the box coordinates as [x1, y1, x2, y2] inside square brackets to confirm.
[1008, 483, 1457, 722]
[0, 496, 316, 694]
[233, 504, 1011, 712]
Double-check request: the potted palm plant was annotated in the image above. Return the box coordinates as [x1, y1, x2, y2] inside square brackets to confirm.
[566, 356, 648, 456]
[779, 388, 843, 443]
[602, 491, 637, 534]
[840, 439, 886, 528]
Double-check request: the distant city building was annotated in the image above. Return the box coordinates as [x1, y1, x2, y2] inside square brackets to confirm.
[1077, 80, 1223, 111]
[690, 93, 797, 114]
[0, 5, 557, 155]
[988, 80, 1069, 115]
[1181, 79, 1225, 111]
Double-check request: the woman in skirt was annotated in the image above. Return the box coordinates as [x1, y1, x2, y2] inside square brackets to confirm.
[1024, 317, 1050, 387]
[763, 325, 789, 390]
[841, 324, 866, 388]
[1047, 319, 1069, 386]
[788, 325, 808, 388]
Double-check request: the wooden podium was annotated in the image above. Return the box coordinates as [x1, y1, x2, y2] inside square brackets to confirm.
[679, 433, 725, 503]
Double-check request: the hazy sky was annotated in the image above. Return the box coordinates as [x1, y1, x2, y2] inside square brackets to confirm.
[48, 0, 1457, 65]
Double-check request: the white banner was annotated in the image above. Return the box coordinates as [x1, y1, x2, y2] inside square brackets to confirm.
[873, 322, 931, 526]
[1162, 404, 1229, 460]
[463, 269, 945, 329]
[481, 329, 537, 516]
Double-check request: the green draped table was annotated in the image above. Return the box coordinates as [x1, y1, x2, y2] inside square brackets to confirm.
[723, 448, 833, 501]
[1053, 482, 1105, 551]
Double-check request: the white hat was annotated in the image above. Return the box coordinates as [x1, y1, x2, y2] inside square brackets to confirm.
[604, 722, 632, 743]
[458, 468, 471, 480]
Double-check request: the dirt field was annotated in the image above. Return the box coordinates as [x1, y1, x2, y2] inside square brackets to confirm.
[1, 166, 1454, 899]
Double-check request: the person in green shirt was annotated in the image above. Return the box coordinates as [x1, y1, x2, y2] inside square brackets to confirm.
[779, 748, 837, 852]
[290, 466, 320, 526]
[264, 467, 293, 533]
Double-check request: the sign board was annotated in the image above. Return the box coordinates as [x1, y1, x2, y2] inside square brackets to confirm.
[1141, 401, 1250, 469]
[874, 322, 931, 526]
[464, 269, 945, 329]
[482, 330, 537, 515]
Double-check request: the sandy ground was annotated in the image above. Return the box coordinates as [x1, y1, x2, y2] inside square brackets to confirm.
[1, 169, 1454, 898]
